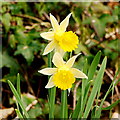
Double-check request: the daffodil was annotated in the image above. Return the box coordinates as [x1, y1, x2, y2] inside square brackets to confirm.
[38, 52, 88, 90]
[40, 13, 79, 56]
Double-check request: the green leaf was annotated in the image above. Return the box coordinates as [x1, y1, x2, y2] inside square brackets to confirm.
[30, 41, 41, 53]
[83, 56, 107, 118]
[7, 80, 29, 118]
[113, 5, 120, 15]
[14, 45, 34, 65]
[2, 13, 11, 32]
[28, 103, 42, 118]
[83, 51, 101, 105]
[0, 51, 20, 72]
[72, 51, 101, 119]
[72, 95, 81, 118]
[88, 51, 101, 81]
[72, 59, 88, 118]
[100, 14, 118, 24]
[9, 34, 17, 48]
[91, 2, 110, 13]
[102, 100, 120, 110]
[15, 29, 31, 45]
[91, 17, 105, 38]
[79, 59, 88, 118]
[83, 17, 105, 38]
[75, 42, 91, 55]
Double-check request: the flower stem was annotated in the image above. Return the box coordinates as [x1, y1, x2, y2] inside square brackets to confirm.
[61, 90, 68, 118]
[48, 53, 56, 118]
[48, 53, 52, 97]
[49, 87, 56, 118]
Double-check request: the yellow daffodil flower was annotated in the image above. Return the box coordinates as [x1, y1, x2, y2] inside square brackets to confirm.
[38, 52, 88, 90]
[40, 13, 79, 56]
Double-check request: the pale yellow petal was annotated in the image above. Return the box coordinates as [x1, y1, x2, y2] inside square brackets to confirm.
[68, 88, 71, 96]
[52, 52, 65, 67]
[70, 68, 88, 79]
[43, 41, 56, 55]
[40, 32, 54, 40]
[66, 53, 81, 68]
[38, 68, 57, 75]
[50, 13, 59, 31]
[45, 76, 55, 88]
[60, 13, 72, 32]
[55, 45, 65, 57]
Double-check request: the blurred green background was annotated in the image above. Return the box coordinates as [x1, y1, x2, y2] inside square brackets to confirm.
[1, 2, 120, 119]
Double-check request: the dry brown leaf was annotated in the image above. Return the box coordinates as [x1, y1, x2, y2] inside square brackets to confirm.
[0, 107, 14, 119]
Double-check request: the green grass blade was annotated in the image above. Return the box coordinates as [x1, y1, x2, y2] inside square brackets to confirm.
[87, 51, 101, 81]
[83, 51, 101, 105]
[72, 96, 81, 118]
[72, 51, 101, 119]
[72, 59, 88, 118]
[79, 59, 88, 118]
[94, 70, 120, 118]
[7, 80, 29, 118]
[16, 73, 23, 116]
[61, 90, 68, 118]
[79, 51, 101, 118]
[102, 99, 120, 110]
[83, 56, 107, 118]
[17, 73, 21, 97]
[15, 109, 24, 118]
[84, 51, 101, 97]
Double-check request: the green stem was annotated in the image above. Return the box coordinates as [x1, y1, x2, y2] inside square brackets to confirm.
[48, 53, 52, 97]
[61, 90, 68, 118]
[48, 52, 56, 118]
[49, 87, 56, 118]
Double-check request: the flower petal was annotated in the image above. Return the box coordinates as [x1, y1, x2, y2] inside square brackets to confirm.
[38, 68, 57, 75]
[43, 41, 56, 55]
[66, 53, 81, 68]
[68, 88, 71, 96]
[45, 76, 55, 88]
[52, 52, 65, 67]
[50, 13, 59, 31]
[70, 68, 88, 79]
[55, 45, 65, 57]
[40, 32, 54, 40]
[60, 13, 72, 32]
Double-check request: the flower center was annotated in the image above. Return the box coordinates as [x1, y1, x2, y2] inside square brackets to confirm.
[54, 31, 79, 52]
[54, 30, 64, 42]
[53, 66, 75, 90]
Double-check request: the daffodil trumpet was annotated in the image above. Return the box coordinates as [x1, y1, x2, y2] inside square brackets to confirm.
[38, 52, 88, 90]
[40, 13, 79, 56]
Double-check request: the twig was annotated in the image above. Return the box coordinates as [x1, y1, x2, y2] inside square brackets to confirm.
[73, 80, 81, 110]
[43, 12, 50, 21]
[15, 99, 38, 119]
[14, 14, 42, 23]
[25, 100, 38, 111]
[24, 71, 35, 96]
[90, 39, 119, 53]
